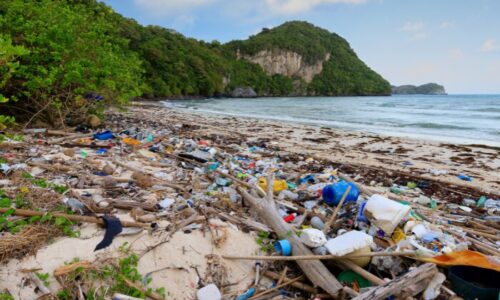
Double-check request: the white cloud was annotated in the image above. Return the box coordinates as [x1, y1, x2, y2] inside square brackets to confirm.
[264, 0, 368, 15]
[401, 21, 424, 32]
[449, 48, 464, 60]
[134, 0, 216, 16]
[439, 21, 454, 29]
[400, 21, 427, 41]
[481, 38, 499, 52]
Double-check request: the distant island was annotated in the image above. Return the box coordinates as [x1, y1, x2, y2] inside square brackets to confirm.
[391, 83, 446, 95]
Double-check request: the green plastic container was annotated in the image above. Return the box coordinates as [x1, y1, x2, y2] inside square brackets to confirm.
[338, 270, 371, 288]
[448, 266, 500, 300]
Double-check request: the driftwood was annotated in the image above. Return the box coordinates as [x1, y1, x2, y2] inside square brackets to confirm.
[237, 174, 343, 297]
[28, 272, 52, 297]
[0, 208, 150, 228]
[352, 263, 437, 300]
[112, 158, 186, 192]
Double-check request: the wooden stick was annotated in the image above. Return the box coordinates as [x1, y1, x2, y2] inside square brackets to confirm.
[441, 224, 500, 241]
[352, 263, 437, 300]
[28, 272, 52, 297]
[323, 185, 351, 233]
[113, 158, 186, 191]
[120, 276, 163, 300]
[249, 275, 304, 299]
[277, 266, 288, 285]
[222, 251, 417, 261]
[263, 271, 318, 294]
[49, 133, 93, 144]
[0, 208, 150, 228]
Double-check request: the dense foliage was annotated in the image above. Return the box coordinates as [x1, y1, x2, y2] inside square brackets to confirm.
[0, 35, 27, 129]
[0, 2, 391, 128]
[121, 20, 227, 98]
[0, 0, 143, 126]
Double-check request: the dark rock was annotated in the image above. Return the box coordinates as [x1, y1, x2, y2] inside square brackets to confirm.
[231, 87, 257, 98]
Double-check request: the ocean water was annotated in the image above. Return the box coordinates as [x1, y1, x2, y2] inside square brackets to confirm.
[164, 95, 500, 146]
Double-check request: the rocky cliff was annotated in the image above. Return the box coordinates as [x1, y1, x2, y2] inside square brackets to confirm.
[239, 49, 331, 83]
[226, 21, 391, 96]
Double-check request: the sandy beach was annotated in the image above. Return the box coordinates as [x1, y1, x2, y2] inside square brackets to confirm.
[0, 101, 498, 299]
[131, 102, 500, 197]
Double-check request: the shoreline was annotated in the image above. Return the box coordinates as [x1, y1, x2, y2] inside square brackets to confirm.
[159, 97, 500, 148]
[132, 101, 500, 194]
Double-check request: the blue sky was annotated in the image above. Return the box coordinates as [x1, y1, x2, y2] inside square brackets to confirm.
[102, 0, 500, 94]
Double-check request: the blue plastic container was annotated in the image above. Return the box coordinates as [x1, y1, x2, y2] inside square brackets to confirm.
[322, 181, 359, 206]
[93, 130, 113, 140]
[274, 239, 292, 256]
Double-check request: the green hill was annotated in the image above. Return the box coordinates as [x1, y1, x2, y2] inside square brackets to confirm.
[226, 21, 391, 96]
[121, 20, 391, 98]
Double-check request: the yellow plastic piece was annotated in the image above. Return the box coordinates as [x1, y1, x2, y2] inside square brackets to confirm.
[122, 137, 141, 146]
[391, 227, 406, 243]
[258, 177, 288, 193]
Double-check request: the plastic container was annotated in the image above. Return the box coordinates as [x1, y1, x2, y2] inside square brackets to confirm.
[322, 181, 359, 206]
[258, 177, 288, 193]
[324, 231, 373, 267]
[275, 239, 292, 256]
[448, 266, 500, 300]
[93, 130, 113, 140]
[338, 271, 371, 288]
[364, 194, 411, 235]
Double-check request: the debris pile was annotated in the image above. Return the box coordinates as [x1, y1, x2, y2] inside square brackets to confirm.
[0, 107, 499, 300]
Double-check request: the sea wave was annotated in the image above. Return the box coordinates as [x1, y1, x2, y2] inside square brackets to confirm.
[402, 123, 474, 130]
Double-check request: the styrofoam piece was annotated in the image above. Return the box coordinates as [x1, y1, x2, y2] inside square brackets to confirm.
[197, 284, 221, 300]
[364, 194, 411, 235]
[325, 230, 373, 256]
[300, 228, 327, 247]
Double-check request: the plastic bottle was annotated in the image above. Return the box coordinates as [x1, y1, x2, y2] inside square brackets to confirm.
[310, 216, 325, 230]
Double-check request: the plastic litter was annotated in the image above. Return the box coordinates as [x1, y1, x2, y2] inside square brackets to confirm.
[274, 240, 292, 256]
[93, 130, 114, 140]
[299, 228, 327, 248]
[197, 284, 222, 300]
[363, 194, 411, 235]
[322, 181, 359, 206]
[324, 231, 373, 267]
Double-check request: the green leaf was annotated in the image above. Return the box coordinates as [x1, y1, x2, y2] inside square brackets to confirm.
[0, 197, 12, 208]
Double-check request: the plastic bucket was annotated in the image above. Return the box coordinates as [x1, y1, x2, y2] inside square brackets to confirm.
[448, 266, 500, 300]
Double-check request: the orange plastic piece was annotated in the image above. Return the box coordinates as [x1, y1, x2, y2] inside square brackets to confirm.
[419, 250, 500, 272]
